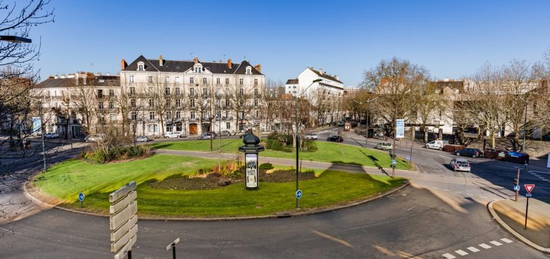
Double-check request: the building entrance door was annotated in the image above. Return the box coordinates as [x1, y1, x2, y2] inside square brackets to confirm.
[189, 123, 198, 135]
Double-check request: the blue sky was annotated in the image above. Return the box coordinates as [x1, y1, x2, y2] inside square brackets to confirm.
[31, 0, 550, 86]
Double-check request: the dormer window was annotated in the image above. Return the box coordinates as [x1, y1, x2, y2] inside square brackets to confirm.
[194, 64, 203, 73]
[245, 66, 252, 75]
[137, 62, 145, 71]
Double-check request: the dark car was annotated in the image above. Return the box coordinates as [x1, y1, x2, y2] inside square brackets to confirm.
[455, 148, 483, 158]
[327, 135, 343, 142]
[502, 151, 530, 164]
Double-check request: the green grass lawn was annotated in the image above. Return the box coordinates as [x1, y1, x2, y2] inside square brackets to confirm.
[34, 154, 220, 201]
[154, 139, 410, 170]
[64, 170, 406, 217]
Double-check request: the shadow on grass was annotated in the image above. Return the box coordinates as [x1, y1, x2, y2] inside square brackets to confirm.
[152, 143, 172, 149]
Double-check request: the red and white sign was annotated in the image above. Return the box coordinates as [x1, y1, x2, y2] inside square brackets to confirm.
[524, 184, 535, 193]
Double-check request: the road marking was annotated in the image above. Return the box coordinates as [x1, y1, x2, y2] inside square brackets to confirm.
[311, 230, 353, 248]
[442, 253, 456, 259]
[479, 243, 491, 249]
[490, 240, 502, 246]
[500, 238, 513, 244]
[467, 246, 480, 253]
[454, 250, 468, 256]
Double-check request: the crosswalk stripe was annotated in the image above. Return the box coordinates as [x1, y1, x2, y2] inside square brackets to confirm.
[467, 246, 480, 252]
[455, 250, 468, 256]
[479, 243, 491, 249]
[442, 253, 456, 259]
[501, 238, 513, 244]
[490, 240, 502, 246]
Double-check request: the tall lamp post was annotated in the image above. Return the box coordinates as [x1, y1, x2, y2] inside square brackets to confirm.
[295, 79, 322, 208]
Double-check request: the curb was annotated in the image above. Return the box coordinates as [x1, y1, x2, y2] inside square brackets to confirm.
[26, 179, 410, 222]
[487, 200, 550, 254]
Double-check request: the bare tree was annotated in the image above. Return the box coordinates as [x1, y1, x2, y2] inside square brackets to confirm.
[415, 82, 445, 143]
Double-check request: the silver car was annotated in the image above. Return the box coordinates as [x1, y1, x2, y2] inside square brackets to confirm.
[450, 158, 471, 172]
[304, 133, 318, 140]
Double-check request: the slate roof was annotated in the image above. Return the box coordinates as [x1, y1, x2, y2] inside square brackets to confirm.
[124, 55, 263, 75]
[286, 79, 299, 84]
[36, 75, 119, 88]
[308, 67, 342, 83]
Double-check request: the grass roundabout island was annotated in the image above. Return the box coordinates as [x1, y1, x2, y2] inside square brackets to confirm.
[31, 140, 409, 218]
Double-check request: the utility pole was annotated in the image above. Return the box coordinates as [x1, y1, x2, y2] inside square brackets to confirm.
[39, 105, 47, 172]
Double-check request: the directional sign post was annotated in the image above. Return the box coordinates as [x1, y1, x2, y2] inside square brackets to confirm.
[78, 192, 85, 208]
[295, 189, 302, 200]
[165, 237, 181, 259]
[110, 181, 138, 259]
[523, 184, 535, 230]
[514, 168, 521, 201]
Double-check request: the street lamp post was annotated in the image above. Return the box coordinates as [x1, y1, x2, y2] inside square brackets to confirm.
[295, 79, 322, 208]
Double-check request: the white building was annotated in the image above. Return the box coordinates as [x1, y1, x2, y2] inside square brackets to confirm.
[285, 67, 344, 99]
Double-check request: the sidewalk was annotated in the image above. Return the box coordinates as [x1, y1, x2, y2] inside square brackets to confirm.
[490, 198, 550, 252]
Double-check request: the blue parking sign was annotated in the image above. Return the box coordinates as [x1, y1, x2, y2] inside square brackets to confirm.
[78, 192, 85, 202]
[296, 189, 302, 200]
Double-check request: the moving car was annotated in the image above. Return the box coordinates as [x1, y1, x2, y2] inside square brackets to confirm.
[450, 158, 471, 172]
[455, 148, 483, 158]
[304, 133, 318, 140]
[200, 132, 216, 140]
[164, 132, 182, 138]
[502, 151, 530, 164]
[376, 142, 393, 151]
[326, 135, 343, 142]
[44, 133, 59, 139]
[135, 136, 151, 142]
[425, 140, 448, 150]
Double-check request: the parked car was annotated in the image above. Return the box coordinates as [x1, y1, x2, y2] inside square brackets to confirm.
[425, 140, 448, 150]
[85, 134, 104, 142]
[44, 133, 59, 139]
[483, 148, 507, 159]
[502, 151, 530, 164]
[376, 142, 393, 151]
[327, 135, 343, 142]
[455, 148, 483, 158]
[337, 121, 345, 127]
[374, 131, 385, 139]
[135, 136, 151, 142]
[449, 158, 471, 172]
[442, 144, 465, 153]
[164, 132, 183, 138]
[304, 133, 318, 140]
[220, 130, 232, 136]
[200, 132, 216, 140]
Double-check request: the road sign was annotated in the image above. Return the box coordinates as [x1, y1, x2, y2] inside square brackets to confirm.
[524, 184, 535, 193]
[78, 192, 85, 202]
[395, 119, 405, 139]
[296, 189, 302, 200]
[513, 185, 520, 191]
[110, 181, 138, 258]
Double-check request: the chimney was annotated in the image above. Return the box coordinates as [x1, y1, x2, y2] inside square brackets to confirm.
[227, 58, 233, 69]
[254, 64, 262, 72]
[121, 59, 127, 70]
[193, 56, 199, 64]
[159, 55, 164, 66]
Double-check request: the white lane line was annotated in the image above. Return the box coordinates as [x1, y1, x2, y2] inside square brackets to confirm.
[501, 238, 513, 243]
[479, 243, 491, 249]
[490, 240, 502, 246]
[467, 246, 480, 253]
[455, 249, 468, 256]
[442, 253, 456, 259]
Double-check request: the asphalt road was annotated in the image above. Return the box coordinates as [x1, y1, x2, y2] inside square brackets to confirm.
[1, 185, 547, 259]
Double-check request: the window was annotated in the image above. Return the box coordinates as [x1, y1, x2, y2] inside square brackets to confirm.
[254, 88, 258, 95]
[137, 62, 145, 71]
[109, 89, 114, 97]
[130, 99, 136, 108]
[166, 125, 172, 132]
[239, 78, 244, 85]
[131, 112, 137, 120]
[202, 88, 207, 96]
[176, 123, 182, 132]
[216, 78, 221, 85]
[129, 87, 136, 96]
[191, 111, 195, 119]
[246, 66, 252, 75]
[225, 78, 229, 85]
[239, 88, 244, 96]
[166, 112, 171, 119]
[98, 102, 104, 110]
[176, 111, 181, 119]
[254, 79, 258, 86]
[226, 122, 230, 129]
[149, 99, 154, 107]
[202, 78, 207, 84]
[175, 88, 180, 95]
[129, 75, 134, 83]
[190, 77, 194, 84]
[191, 99, 195, 107]
[190, 88, 195, 96]
[149, 112, 155, 120]
[256, 110, 259, 118]
[176, 99, 181, 107]
[254, 99, 258, 107]
[194, 64, 202, 73]
[165, 99, 170, 107]
[165, 87, 170, 95]
[109, 101, 114, 109]
[225, 99, 230, 107]
[148, 76, 153, 83]
[97, 89, 103, 98]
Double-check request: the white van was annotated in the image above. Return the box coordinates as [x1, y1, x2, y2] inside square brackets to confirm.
[426, 140, 448, 150]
